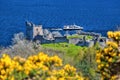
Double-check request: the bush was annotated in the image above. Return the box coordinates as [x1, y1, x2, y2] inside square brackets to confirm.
[0, 52, 85, 80]
[0, 32, 42, 58]
[96, 31, 120, 80]
[76, 47, 100, 80]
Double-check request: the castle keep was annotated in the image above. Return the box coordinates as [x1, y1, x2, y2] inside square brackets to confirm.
[26, 21, 43, 40]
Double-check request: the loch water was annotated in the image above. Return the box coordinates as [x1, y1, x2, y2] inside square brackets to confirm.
[0, 0, 120, 46]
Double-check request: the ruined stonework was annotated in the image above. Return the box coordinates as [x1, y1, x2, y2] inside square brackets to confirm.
[26, 22, 33, 40]
[33, 25, 43, 39]
[26, 21, 43, 40]
[25, 21, 107, 47]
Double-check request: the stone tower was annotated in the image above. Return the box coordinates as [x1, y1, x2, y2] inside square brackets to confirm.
[26, 21, 43, 40]
[33, 25, 43, 39]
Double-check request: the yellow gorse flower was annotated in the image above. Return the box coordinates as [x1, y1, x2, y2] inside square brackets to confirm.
[0, 52, 85, 80]
[63, 64, 76, 73]
[107, 31, 114, 38]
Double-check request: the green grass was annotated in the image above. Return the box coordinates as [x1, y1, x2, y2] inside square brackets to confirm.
[42, 42, 100, 80]
[42, 42, 87, 57]
[67, 34, 93, 40]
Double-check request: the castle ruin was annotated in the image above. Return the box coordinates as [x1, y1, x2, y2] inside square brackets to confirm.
[26, 21, 43, 40]
[25, 21, 107, 47]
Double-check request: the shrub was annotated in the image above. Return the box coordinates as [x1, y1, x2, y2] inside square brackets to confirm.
[96, 31, 120, 80]
[0, 32, 42, 58]
[0, 52, 85, 80]
[76, 47, 100, 80]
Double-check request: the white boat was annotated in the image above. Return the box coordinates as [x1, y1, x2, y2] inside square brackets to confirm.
[63, 24, 83, 30]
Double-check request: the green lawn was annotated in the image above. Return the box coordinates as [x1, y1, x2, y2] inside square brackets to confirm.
[42, 42, 87, 57]
[67, 34, 93, 40]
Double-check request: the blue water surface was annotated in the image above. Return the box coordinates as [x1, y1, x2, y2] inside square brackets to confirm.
[0, 0, 120, 46]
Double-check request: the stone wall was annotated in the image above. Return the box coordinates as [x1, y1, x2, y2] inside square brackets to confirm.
[26, 25, 33, 40]
[33, 25, 43, 39]
[54, 37, 68, 43]
[69, 38, 81, 45]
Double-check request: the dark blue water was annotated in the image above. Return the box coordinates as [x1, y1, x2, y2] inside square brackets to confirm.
[0, 0, 120, 46]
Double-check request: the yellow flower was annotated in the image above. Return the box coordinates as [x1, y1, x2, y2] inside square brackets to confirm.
[98, 65, 101, 69]
[0, 75, 7, 80]
[118, 54, 120, 57]
[112, 53, 116, 57]
[28, 56, 34, 61]
[108, 47, 113, 51]
[111, 75, 117, 80]
[96, 59, 101, 63]
[59, 69, 65, 76]
[107, 31, 113, 38]
[113, 32, 117, 37]
[0, 52, 85, 80]
[33, 55, 38, 60]
[105, 64, 109, 67]
[17, 65, 23, 71]
[42, 66, 49, 71]
[96, 53, 101, 58]
[10, 76, 15, 80]
[115, 36, 118, 39]
[39, 54, 49, 62]
[108, 58, 112, 63]
[1, 69, 6, 75]
[102, 72, 106, 75]
[64, 64, 76, 72]
[101, 64, 104, 67]
[107, 41, 118, 48]
[50, 56, 62, 66]
[38, 52, 45, 56]
[58, 77, 65, 80]
[24, 70, 30, 75]
[0, 65, 3, 70]
[101, 76, 105, 80]
[104, 48, 108, 54]
[105, 56, 109, 60]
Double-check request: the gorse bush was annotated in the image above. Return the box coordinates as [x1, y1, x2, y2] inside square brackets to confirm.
[96, 31, 120, 80]
[76, 47, 100, 80]
[0, 52, 85, 80]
